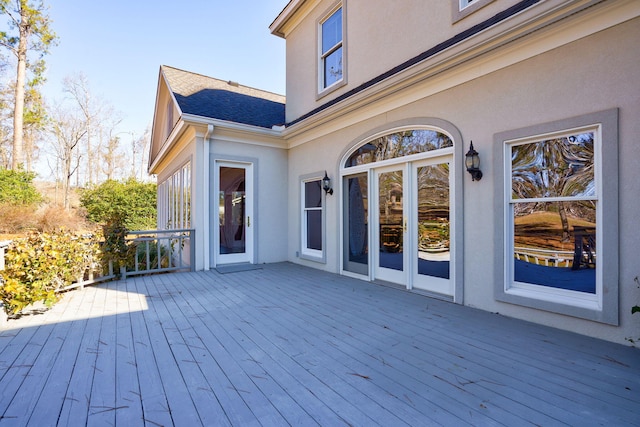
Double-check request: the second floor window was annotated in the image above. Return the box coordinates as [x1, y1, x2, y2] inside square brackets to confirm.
[320, 7, 343, 90]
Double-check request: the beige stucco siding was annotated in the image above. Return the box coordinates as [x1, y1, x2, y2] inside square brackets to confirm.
[284, 0, 525, 122]
[286, 17, 640, 344]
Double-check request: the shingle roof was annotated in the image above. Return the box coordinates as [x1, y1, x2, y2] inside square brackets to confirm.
[162, 65, 286, 129]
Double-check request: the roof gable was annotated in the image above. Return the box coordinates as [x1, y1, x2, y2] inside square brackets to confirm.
[161, 65, 286, 129]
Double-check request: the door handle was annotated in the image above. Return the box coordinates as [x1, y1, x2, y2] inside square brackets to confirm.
[403, 218, 407, 233]
[247, 216, 251, 227]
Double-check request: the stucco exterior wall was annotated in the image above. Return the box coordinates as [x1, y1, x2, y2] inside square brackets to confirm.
[285, 17, 640, 344]
[283, 0, 524, 122]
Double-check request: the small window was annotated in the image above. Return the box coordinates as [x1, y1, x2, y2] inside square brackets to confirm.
[460, 0, 475, 9]
[494, 109, 619, 325]
[320, 7, 343, 91]
[452, 0, 495, 22]
[301, 178, 325, 261]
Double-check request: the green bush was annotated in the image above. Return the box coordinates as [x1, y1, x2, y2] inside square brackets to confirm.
[80, 178, 157, 230]
[0, 230, 101, 314]
[100, 214, 133, 274]
[0, 168, 43, 205]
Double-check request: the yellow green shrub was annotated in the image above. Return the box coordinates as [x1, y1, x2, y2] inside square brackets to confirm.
[0, 230, 102, 315]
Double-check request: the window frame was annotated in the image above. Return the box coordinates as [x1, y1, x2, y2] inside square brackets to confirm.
[452, 0, 496, 23]
[493, 109, 619, 325]
[318, 3, 346, 97]
[159, 160, 192, 230]
[300, 173, 327, 263]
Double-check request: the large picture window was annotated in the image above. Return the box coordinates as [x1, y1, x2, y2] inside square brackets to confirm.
[510, 131, 596, 294]
[320, 6, 343, 91]
[494, 110, 618, 324]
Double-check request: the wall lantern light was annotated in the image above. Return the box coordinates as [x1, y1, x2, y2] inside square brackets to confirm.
[322, 171, 334, 195]
[465, 140, 483, 181]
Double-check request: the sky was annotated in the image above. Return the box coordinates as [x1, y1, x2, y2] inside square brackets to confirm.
[40, 0, 288, 149]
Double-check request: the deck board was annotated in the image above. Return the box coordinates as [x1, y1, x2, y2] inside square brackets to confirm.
[0, 262, 638, 426]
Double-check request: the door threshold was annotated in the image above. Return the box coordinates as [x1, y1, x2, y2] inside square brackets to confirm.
[215, 263, 262, 274]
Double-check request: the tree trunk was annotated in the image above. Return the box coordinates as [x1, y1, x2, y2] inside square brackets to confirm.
[11, 18, 28, 170]
[558, 201, 570, 242]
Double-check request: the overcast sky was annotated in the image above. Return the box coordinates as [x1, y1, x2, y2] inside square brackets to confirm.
[40, 0, 287, 144]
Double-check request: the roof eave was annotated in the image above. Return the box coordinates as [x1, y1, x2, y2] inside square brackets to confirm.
[269, 0, 306, 38]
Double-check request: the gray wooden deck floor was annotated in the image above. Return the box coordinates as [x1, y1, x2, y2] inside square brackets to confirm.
[0, 262, 638, 426]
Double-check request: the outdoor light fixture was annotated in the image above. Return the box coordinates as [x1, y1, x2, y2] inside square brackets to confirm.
[322, 171, 334, 195]
[465, 140, 483, 181]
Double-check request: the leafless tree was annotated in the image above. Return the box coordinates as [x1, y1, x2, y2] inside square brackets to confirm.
[50, 102, 86, 209]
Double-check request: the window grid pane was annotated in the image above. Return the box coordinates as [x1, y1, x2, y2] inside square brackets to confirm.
[509, 131, 597, 295]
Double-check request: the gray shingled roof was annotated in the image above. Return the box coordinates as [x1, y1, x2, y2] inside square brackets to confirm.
[162, 65, 286, 129]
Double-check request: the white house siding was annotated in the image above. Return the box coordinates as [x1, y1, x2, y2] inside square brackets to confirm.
[284, 16, 640, 344]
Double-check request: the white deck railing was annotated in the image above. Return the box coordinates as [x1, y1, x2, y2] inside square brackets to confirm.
[122, 229, 195, 279]
[0, 229, 195, 292]
[514, 246, 573, 267]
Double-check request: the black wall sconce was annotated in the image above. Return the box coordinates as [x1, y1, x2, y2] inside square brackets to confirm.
[465, 141, 483, 181]
[322, 171, 334, 195]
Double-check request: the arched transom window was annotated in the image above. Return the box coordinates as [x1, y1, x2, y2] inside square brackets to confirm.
[345, 129, 453, 168]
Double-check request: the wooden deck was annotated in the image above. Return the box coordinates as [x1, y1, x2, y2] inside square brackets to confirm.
[0, 262, 638, 426]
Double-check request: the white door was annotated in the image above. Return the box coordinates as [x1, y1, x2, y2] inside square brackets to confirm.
[372, 158, 453, 297]
[374, 166, 407, 284]
[215, 161, 253, 265]
[410, 158, 452, 296]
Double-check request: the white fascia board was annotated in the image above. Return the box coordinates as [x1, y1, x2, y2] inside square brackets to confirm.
[148, 119, 187, 174]
[270, 0, 319, 38]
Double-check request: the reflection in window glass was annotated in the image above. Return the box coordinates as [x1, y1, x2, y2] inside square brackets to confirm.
[321, 8, 342, 88]
[343, 173, 368, 275]
[346, 130, 452, 167]
[303, 180, 323, 254]
[510, 132, 597, 294]
[511, 133, 595, 199]
[417, 164, 450, 280]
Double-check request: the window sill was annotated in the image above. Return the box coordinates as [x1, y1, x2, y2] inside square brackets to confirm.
[300, 252, 326, 264]
[317, 78, 346, 101]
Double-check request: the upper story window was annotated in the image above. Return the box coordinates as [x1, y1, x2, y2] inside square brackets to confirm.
[320, 6, 343, 91]
[453, 0, 495, 22]
[459, 0, 475, 9]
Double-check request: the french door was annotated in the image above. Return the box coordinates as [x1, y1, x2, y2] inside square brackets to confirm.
[372, 156, 453, 296]
[411, 158, 452, 295]
[215, 161, 253, 265]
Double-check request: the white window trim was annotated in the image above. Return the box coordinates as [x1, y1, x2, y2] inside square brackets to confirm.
[159, 160, 192, 230]
[317, 2, 346, 98]
[493, 109, 619, 325]
[452, 0, 496, 23]
[300, 173, 326, 263]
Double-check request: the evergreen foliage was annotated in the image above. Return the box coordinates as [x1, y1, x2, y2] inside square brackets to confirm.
[80, 178, 157, 230]
[0, 167, 42, 205]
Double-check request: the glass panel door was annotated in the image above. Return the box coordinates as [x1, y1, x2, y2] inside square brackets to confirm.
[375, 167, 405, 283]
[343, 173, 368, 275]
[412, 159, 452, 295]
[216, 162, 253, 265]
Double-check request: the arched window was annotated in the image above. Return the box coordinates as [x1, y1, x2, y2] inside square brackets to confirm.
[345, 129, 453, 168]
